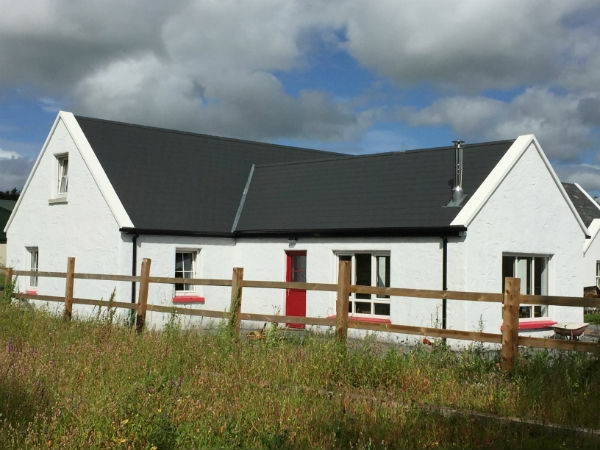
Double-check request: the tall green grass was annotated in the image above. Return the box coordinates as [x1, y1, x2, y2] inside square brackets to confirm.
[0, 301, 599, 449]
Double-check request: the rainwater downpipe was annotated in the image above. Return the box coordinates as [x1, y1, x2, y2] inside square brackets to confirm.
[442, 236, 448, 342]
[130, 233, 139, 326]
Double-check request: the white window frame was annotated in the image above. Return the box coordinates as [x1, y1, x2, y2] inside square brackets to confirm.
[596, 260, 600, 289]
[27, 247, 39, 288]
[335, 251, 391, 318]
[56, 154, 69, 197]
[502, 254, 550, 319]
[174, 249, 199, 295]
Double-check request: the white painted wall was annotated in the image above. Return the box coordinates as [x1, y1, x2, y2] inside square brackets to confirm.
[583, 220, 600, 293]
[133, 235, 452, 341]
[5, 117, 130, 321]
[462, 142, 585, 337]
[134, 234, 236, 329]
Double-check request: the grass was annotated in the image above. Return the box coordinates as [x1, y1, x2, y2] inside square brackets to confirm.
[0, 300, 599, 449]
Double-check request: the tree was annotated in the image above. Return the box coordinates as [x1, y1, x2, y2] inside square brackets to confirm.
[0, 188, 20, 200]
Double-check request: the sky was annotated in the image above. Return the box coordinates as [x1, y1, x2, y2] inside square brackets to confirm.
[1, 0, 600, 195]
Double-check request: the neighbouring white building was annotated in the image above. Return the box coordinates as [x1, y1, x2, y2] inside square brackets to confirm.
[562, 183, 600, 296]
[4, 111, 594, 341]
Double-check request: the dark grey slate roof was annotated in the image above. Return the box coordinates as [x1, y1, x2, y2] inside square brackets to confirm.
[76, 115, 345, 234]
[76, 115, 514, 236]
[562, 182, 600, 227]
[236, 141, 514, 233]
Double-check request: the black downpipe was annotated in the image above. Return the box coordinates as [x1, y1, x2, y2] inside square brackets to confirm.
[442, 236, 448, 335]
[130, 233, 139, 326]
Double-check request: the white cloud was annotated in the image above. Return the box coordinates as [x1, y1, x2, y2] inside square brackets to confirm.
[403, 88, 600, 161]
[342, 0, 599, 92]
[0, 0, 600, 187]
[0, 148, 21, 159]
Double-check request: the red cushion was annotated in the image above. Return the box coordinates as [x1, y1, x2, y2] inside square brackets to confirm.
[501, 319, 557, 330]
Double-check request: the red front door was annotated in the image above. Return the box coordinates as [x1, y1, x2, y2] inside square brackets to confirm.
[285, 251, 306, 328]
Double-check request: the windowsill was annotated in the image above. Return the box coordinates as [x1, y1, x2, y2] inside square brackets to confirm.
[172, 295, 205, 304]
[327, 315, 391, 324]
[48, 197, 68, 205]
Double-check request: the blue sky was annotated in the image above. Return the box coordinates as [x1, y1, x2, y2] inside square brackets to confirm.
[1, 0, 600, 195]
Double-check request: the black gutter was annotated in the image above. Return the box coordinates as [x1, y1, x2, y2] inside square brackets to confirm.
[120, 227, 232, 238]
[120, 226, 467, 239]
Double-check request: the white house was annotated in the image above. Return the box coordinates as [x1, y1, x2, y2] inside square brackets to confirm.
[562, 182, 600, 294]
[4, 111, 591, 341]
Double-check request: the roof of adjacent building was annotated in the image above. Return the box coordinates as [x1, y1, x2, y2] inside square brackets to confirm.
[76, 115, 514, 237]
[562, 182, 600, 227]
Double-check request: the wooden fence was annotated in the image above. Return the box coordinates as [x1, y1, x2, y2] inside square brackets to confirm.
[2, 258, 600, 372]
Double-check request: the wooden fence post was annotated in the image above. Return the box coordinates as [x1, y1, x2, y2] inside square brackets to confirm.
[63, 257, 75, 320]
[228, 267, 244, 338]
[135, 258, 152, 333]
[501, 277, 520, 372]
[336, 260, 351, 344]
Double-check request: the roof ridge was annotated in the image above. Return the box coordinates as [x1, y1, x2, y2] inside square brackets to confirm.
[253, 138, 517, 170]
[74, 114, 348, 157]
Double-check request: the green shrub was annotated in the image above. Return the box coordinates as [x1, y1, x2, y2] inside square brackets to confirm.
[584, 312, 600, 324]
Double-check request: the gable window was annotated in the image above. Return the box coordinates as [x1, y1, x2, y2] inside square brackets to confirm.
[56, 154, 68, 196]
[175, 250, 197, 293]
[502, 255, 549, 318]
[28, 247, 39, 287]
[338, 252, 391, 317]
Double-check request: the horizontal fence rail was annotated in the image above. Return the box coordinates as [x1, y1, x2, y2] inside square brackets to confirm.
[2, 259, 599, 372]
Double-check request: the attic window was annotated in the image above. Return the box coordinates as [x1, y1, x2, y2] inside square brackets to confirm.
[56, 154, 68, 196]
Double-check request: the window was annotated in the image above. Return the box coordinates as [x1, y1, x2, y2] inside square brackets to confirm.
[28, 247, 39, 287]
[56, 154, 68, 196]
[338, 252, 391, 316]
[175, 250, 197, 293]
[596, 261, 600, 289]
[289, 252, 306, 282]
[502, 255, 549, 318]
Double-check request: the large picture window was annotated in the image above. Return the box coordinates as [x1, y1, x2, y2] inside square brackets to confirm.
[337, 252, 391, 317]
[502, 255, 549, 318]
[175, 250, 197, 293]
